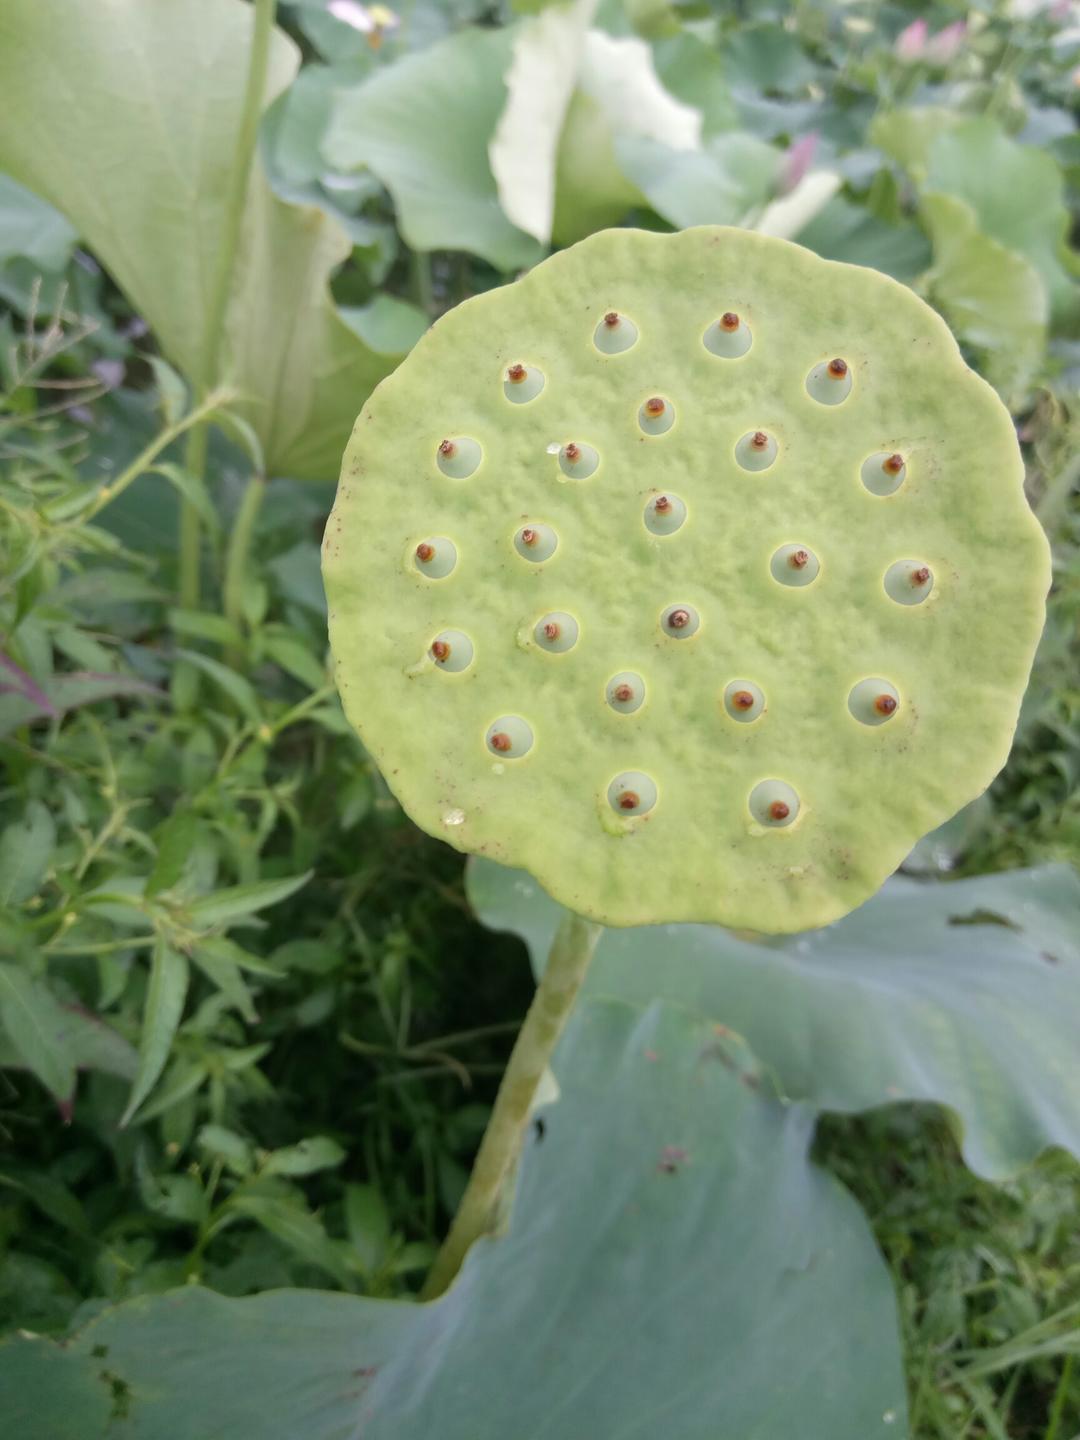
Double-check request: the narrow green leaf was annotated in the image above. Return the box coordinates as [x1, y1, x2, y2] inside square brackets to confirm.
[187, 872, 312, 928]
[198, 1123, 254, 1177]
[228, 1195, 355, 1285]
[121, 940, 189, 1127]
[0, 800, 55, 905]
[175, 649, 261, 722]
[215, 408, 265, 474]
[151, 464, 220, 536]
[0, 964, 75, 1102]
[169, 608, 245, 649]
[148, 355, 189, 425]
[260, 632, 326, 690]
[344, 1183, 391, 1273]
[192, 944, 258, 1023]
[264, 1136, 345, 1178]
[145, 810, 201, 898]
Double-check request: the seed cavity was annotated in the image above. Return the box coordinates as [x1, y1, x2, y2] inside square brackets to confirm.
[436, 436, 482, 479]
[503, 364, 545, 404]
[638, 395, 675, 436]
[724, 679, 765, 723]
[593, 311, 639, 355]
[861, 451, 907, 497]
[514, 523, 558, 563]
[485, 715, 534, 758]
[806, 358, 853, 405]
[661, 603, 700, 639]
[533, 611, 579, 654]
[884, 559, 934, 606]
[848, 678, 900, 725]
[749, 779, 800, 828]
[558, 441, 599, 479]
[607, 771, 657, 817]
[770, 543, 820, 588]
[703, 312, 753, 359]
[644, 492, 687, 536]
[606, 671, 645, 714]
[413, 536, 457, 579]
[430, 629, 474, 673]
[735, 429, 778, 472]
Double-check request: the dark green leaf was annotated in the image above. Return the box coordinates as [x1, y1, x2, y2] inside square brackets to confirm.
[120, 940, 189, 1127]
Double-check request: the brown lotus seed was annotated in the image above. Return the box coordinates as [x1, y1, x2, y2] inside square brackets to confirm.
[667, 608, 691, 630]
[769, 801, 790, 821]
[618, 791, 640, 811]
[828, 358, 848, 379]
[875, 694, 898, 716]
[604, 311, 620, 327]
[645, 397, 666, 417]
[720, 312, 740, 331]
[751, 431, 769, 450]
[732, 690, 755, 711]
[431, 639, 451, 662]
[613, 683, 634, 703]
[416, 542, 435, 563]
[883, 453, 905, 475]
[521, 527, 538, 547]
[564, 442, 581, 463]
[789, 549, 810, 570]
[543, 621, 560, 641]
[438, 439, 456, 458]
[912, 566, 931, 586]
[507, 363, 527, 384]
[654, 495, 672, 513]
[489, 732, 512, 753]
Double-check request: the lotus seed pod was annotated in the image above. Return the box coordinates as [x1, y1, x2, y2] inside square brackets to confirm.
[324, 227, 1050, 931]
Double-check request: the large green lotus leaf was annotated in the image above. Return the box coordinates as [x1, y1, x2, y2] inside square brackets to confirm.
[614, 132, 780, 229]
[0, 176, 76, 272]
[0, 0, 409, 480]
[323, 226, 1049, 932]
[468, 859, 1080, 1179]
[324, 28, 543, 271]
[0, 999, 905, 1439]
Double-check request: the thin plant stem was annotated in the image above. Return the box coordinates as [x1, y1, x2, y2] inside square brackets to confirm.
[223, 472, 266, 664]
[420, 909, 602, 1301]
[177, 0, 276, 607]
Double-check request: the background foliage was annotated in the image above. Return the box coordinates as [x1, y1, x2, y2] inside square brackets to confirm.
[0, 0, 1078, 1435]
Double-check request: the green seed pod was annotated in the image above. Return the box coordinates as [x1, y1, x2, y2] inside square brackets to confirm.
[323, 227, 1050, 931]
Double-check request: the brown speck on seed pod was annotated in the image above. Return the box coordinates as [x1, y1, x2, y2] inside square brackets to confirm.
[912, 566, 931, 586]
[416, 542, 435, 562]
[490, 732, 512, 753]
[438, 439, 456, 458]
[604, 311, 620, 327]
[431, 640, 451, 662]
[751, 431, 769, 450]
[875, 694, 898, 716]
[883, 453, 905, 475]
[769, 800, 790, 821]
[614, 683, 634, 703]
[732, 690, 755, 710]
[828, 358, 848, 379]
[667, 608, 691, 630]
[564, 442, 581, 463]
[720, 312, 740, 332]
[654, 495, 672, 513]
[619, 791, 640, 811]
[543, 621, 560, 641]
[645, 397, 666, 417]
[789, 549, 809, 569]
[507, 363, 527, 384]
[521, 527, 538, 547]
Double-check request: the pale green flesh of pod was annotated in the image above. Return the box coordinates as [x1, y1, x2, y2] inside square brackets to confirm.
[661, 603, 700, 638]
[436, 436, 481, 478]
[861, 451, 907, 496]
[430, 629, 474, 673]
[413, 537, 457, 579]
[735, 431, 777, 472]
[885, 559, 934, 605]
[593, 312, 638, 354]
[848, 677, 900, 726]
[703, 316, 752, 358]
[644, 493, 687, 536]
[486, 715, 533, 758]
[606, 671, 645, 714]
[534, 612, 579, 653]
[513, 523, 558, 562]
[749, 779, 800, 827]
[806, 359, 852, 405]
[724, 680, 765, 723]
[770, 544, 820, 587]
[558, 442, 599, 479]
[503, 364, 545, 404]
[638, 397, 674, 435]
[607, 770, 657, 816]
